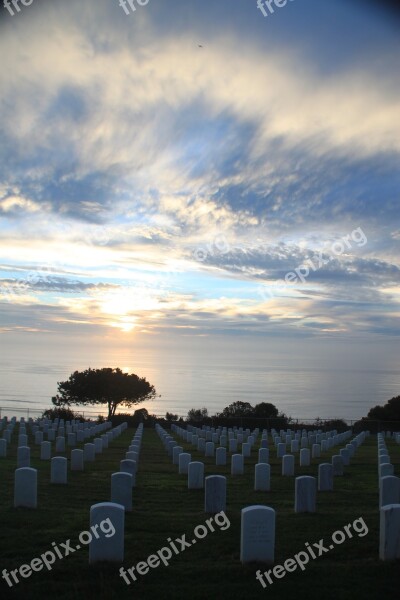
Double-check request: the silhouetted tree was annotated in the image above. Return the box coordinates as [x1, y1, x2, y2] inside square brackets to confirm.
[165, 412, 178, 422]
[134, 408, 149, 422]
[218, 401, 254, 418]
[187, 407, 209, 422]
[52, 368, 157, 419]
[367, 395, 400, 421]
[254, 402, 279, 418]
[42, 407, 84, 421]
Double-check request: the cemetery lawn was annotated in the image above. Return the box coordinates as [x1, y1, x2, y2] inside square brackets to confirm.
[0, 429, 399, 600]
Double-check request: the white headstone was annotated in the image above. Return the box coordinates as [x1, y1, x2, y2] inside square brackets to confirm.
[254, 463, 271, 491]
[51, 456, 68, 484]
[300, 448, 310, 467]
[3, 430, 11, 443]
[205, 442, 215, 457]
[277, 443, 286, 458]
[282, 454, 295, 476]
[94, 438, 103, 454]
[56, 436, 65, 453]
[188, 461, 204, 489]
[380, 476, 400, 508]
[205, 475, 226, 513]
[231, 454, 244, 475]
[17, 446, 30, 468]
[40, 441, 51, 460]
[172, 446, 183, 465]
[295, 476, 316, 513]
[167, 440, 177, 455]
[258, 448, 269, 463]
[291, 440, 299, 453]
[126, 451, 139, 463]
[229, 439, 238, 453]
[84, 443, 95, 462]
[71, 449, 84, 471]
[89, 502, 125, 563]
[179, 452, 191, 474]
[111, 472, 132, 511]
[240, 505, 275, 564]
[14, 467, 37, 508]
[380, 463, 394, 479]
[242, 442, 251, 458]
[120, 459, 136, 487]
[216, 447, 227, 466]
[339, 448, 350, 466]
[379, 503, 400, 560]
[18, 434, 28, 446]
[318, 463, 333, 491]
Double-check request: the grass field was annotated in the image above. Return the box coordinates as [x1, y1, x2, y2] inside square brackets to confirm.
[0, 426, 399, 600]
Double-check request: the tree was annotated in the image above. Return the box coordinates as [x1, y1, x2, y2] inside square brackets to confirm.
[367, 395, 400, 421]
[187, 407, 209, 422]
[42, 407, 84, 422]
[52, 368, 157, 420]
[253, 402, 279, 418]
[165, 412, 178, 422]
[218, 401, 254, 418]
[134, 408, 149, 422]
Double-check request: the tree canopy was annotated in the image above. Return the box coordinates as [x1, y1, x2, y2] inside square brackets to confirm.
[187, 407, 209, 422]
[52, 367, 157, 419]
[367, 395, 400, 421]
[253, 402, 279, 418]
[217, 401, 280, 419]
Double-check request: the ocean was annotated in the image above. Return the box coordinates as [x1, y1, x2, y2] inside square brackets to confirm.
[0, 333, 399, 423]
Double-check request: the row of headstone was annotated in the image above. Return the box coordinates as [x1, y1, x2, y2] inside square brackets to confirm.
[13, 426, 125, 469]
[175, 424, 337, 455]
[377, 433, 400, 561]
[173, 424, 366, 475]
[12, 423, 128, 506]
[380, 503, 400, 560]
[110, 423, 144, 511]
[1, 416, 119, 453]
[377, 433, 399, 508]
[17, 417, 113, 447]
[155, 424, 207, 490]
[162, 422, 358, 489]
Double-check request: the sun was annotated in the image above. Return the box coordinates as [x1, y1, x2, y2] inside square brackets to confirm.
[99, 286, 160, 333]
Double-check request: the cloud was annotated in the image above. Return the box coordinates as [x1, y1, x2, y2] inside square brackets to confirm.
[0, 0, 399, 341]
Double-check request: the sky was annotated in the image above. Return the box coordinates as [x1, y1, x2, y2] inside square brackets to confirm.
[0, 0, 399, 417]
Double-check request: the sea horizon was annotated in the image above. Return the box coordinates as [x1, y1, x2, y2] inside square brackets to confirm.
[1, 332, 398, 423]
